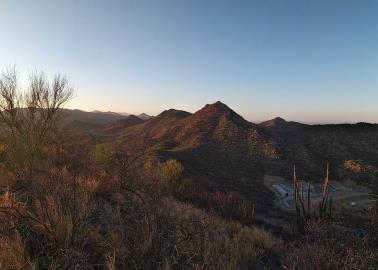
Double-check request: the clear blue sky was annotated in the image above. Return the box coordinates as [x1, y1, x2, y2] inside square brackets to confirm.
[1, 0, 377, 123]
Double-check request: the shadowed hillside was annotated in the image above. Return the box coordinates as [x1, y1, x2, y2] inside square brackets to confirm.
[270, 123, 378, 189]
[102, 115, 145, 134]
[89, 102, 378, 199]
[60, 109, 127, 125]
[94, 102, 282, 211]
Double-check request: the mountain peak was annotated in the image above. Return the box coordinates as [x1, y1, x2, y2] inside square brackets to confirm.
[191, 101, 252, 128]
[138, 113, 153, 120]
[156, 109, 192, 120]
[261, 117, 306, 132]
[261, 117, 287, 127]
[204, 101, 229, 110]
[271, 117, 288, 124]
[110, 115, 144, 127]
[198, 101, 237, 116]
[213, 100, 227, 106]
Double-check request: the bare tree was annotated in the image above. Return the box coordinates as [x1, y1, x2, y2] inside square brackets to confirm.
[0, 66, 73, 180]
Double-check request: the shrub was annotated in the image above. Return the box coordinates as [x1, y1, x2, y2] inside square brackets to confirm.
[144, 159, 193, 195]
[101, 194, 281, 270]
[186, 191, 255, 225]
[284, 220, 376, 269]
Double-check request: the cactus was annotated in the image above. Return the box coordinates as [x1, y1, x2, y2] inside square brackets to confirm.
[307, 183, 311, 216]
[319, 163, 333, 219]
[293, 165, 305, 233]
[293, 163, 334, 233]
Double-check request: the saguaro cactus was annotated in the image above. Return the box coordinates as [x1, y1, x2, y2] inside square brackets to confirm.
[293, 165, 307, 233]
[293, 163, 333, 233]
[319, 163, 333, 219]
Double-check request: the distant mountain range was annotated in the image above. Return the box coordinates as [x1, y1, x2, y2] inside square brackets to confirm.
[61, 109, 153, 130]
[91, 110, 127, 116]
[137, 113, 153, 120]
[62, 102, 378, 202]
[91, 110, 153, 120]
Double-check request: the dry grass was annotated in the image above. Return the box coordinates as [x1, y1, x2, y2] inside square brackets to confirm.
[284, 213, 378, 270]
[0, 68, 374, 269]
[0, 139, 283, 269]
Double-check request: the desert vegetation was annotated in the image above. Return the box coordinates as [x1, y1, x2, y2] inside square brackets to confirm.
[286, 165, 377, 269]
[0, 68, 376, 269]
[0, 68, 283, 269]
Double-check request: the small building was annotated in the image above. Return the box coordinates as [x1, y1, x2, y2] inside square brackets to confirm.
[272, 184, 292, 197]
[328, 181, 346, 192]
[283, 198, 293, 208]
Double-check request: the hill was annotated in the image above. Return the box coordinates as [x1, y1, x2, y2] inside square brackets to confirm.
[85, 102, 378, 203]
[60, 110, 150, 134]
[260, 117, 308, 132]
[60, 109, 127, 126]
[98, 102, 281, 209]
[102, 115, 145, 134]
[91, 110, 126, 116]
[138, 113, 154, 120]
[273, 123, 378, 185]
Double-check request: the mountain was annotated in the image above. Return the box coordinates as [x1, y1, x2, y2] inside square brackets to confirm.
[260, 117, 308, 132]
[102, 115, 145, 134]
[275, 123, 378, 182]
[109, 108, 192, 143]
[138, 113, 154, 120]
[112, 102, 278, 157]
[61, 109, 127, 126]
[99, 102, 281, 209]
[91, 110, 125, 116]
[90, 110, 153, 120]
[81, 102, 378, 203]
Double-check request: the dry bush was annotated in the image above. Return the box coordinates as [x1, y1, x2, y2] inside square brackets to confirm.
[0, 192, 35, 270]
[84, 153, 281, 269]
[0, 234, 35, 270]
[367, 204, 378, 245]
[162, 199, 281, 269]
[0, 168, 101, 268]
[144, 159, 193, 195]
[98, 193, 282, 270]
[0, 67, 73, 182]
[0, 68, 283, 269]
[185, 190, 255, 225]
[143, 159, 256, 226]
[284, 216, 377, 270]
[0, 130, 282, 269]
[285, 166, 377, 269]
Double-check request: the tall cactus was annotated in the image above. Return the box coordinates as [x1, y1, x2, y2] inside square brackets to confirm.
[293, 165, 306, 233]
[293, 163, 333, 234]
[319, 163, 333, 219]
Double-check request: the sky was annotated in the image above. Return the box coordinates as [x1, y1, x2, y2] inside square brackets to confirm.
[0, 0, 377, 123]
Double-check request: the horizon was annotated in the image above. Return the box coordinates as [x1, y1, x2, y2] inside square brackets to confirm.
[71, 100, 378, 125]
[1, 0, 378, 123]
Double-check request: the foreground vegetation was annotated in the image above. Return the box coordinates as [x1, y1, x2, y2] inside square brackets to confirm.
[0, 68, 282, 269]
[0, 68, 376, 269]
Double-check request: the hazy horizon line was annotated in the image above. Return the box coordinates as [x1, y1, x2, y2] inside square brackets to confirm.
[66, 106, 378, 126]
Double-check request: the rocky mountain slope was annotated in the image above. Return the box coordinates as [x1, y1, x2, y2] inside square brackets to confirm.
[102, 115, 145, 134]
[77, 102, 378, 199]
[110, 101, 280, 169]
[95, 102, 283, 208]
[271, 123, 378, 182]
